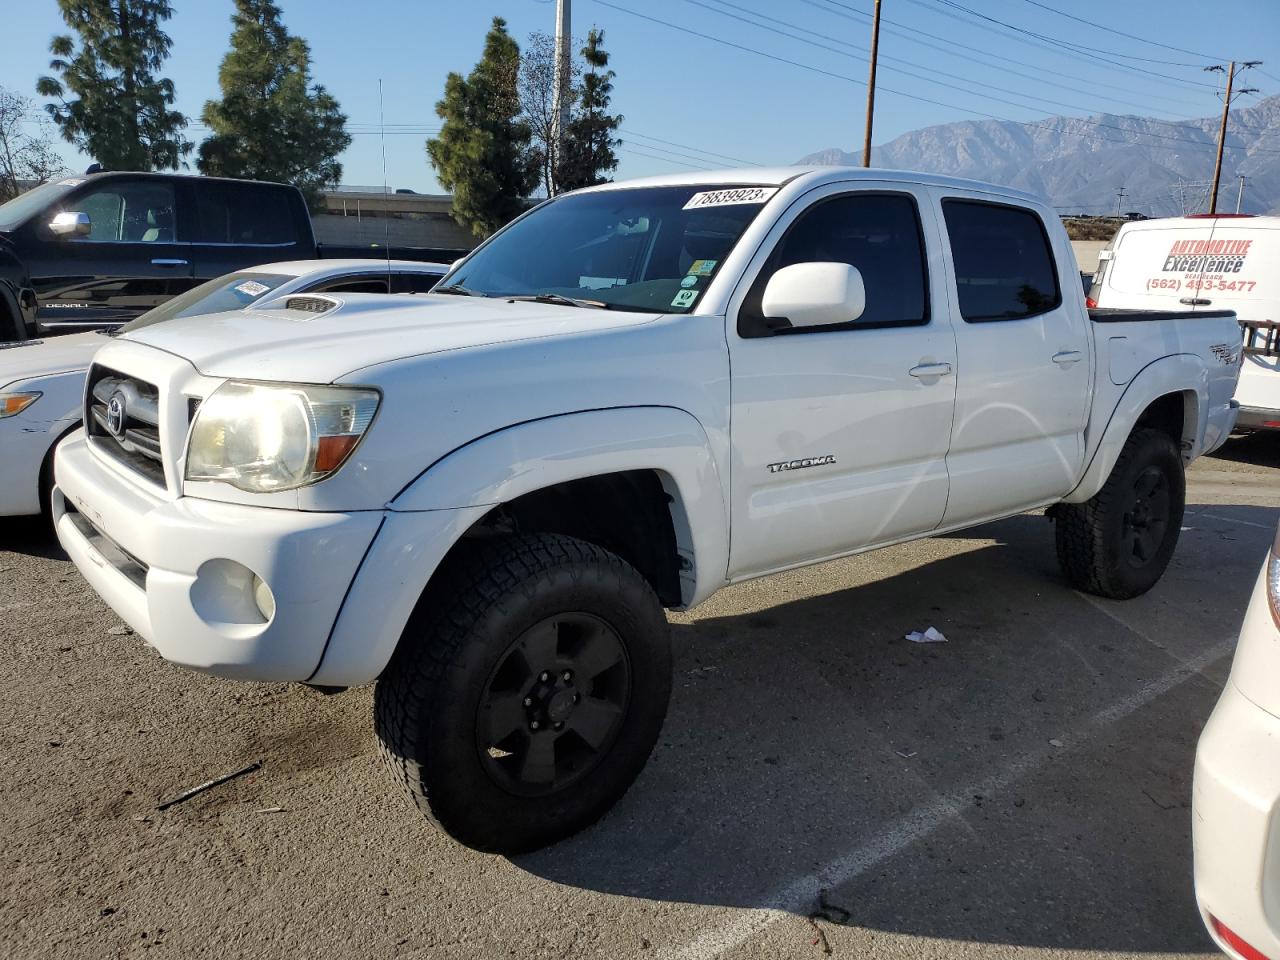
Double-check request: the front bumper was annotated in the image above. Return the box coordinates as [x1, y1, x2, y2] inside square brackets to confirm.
[54, 433, 384, 681]
[1193, 614, 1280, 958]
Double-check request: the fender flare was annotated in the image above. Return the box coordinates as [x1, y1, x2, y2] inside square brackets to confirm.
[1063, 353, 1206, 504]
[391, 405, 729, 603]
[307, 407, 730, 687]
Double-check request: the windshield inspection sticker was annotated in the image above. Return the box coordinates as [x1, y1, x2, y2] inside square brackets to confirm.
[682, 186, 778, 210]
[686, 259, 717, 277]
[671, 289, 699, 309]
[680, 275, 698, 288]
[234, 279, 270, 297]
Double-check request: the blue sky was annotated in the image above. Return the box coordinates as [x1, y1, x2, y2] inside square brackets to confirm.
[5, 0, 1279, 193]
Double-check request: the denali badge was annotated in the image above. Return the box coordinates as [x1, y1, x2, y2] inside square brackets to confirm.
[767, 455, 836, 474]
[105, 393, 126, 437]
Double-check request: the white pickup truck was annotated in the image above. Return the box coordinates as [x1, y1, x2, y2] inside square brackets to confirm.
[53, 168, 1242, 852]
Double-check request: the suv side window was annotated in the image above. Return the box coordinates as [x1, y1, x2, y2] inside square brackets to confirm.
[194, 183, 295, 245]
[73, 181, 177, 243]
[941, 199, 1061, 322]
[739, 192, 929, 337]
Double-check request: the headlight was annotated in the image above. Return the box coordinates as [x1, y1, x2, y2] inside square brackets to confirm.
[185, 381, 379, 492]
[1269, 525, 1280, 630]
[0, 391, 41, 418]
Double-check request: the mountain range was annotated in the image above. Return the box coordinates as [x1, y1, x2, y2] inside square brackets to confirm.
[796, 94, 1280, 217]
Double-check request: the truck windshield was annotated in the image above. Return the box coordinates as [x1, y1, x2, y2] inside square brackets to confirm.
[119, 272, 292, 332]
[441, 185, 779, 314]
[0, 178, 80, 231]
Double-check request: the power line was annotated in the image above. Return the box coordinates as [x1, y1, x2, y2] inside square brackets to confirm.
[1016, 0, 1232, 62]
[904, 0, 1219, 88]
[619, 128, 760, 165]
[689, 0, 1226, 133]
[797, 0, 1212, 109]
[592, 0, 1280, 158]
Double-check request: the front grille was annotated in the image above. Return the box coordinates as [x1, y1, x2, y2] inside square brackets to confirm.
[85, 364, 165, 486]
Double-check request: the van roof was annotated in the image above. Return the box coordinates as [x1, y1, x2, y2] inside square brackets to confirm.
[1117, 215, 1280, 232]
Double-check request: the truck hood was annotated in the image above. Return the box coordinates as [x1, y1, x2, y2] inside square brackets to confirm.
[0, 332, 103, 389]
[122, 293, 662, 382]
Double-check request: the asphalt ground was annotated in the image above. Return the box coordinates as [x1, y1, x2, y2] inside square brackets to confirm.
[2, 434, 1277, 960]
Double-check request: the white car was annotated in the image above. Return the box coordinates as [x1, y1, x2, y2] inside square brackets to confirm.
[1194, 522, 1280, 960]
[54, 167, 1242, 852]
[0, 259, 445, 517]
[1092, 214, 1280, 432]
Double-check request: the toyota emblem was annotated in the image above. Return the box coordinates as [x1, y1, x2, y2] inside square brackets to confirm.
[105, 393, 126, 437]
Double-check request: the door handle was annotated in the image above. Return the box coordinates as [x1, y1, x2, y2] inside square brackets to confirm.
[1052, 350, 1083, 367]
[908, 361, 953, 379]
[1179, 297, 1211, 306]
[150, 258, 188, 267]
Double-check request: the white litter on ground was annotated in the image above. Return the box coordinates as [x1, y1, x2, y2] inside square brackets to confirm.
[905, 626, 948, 644]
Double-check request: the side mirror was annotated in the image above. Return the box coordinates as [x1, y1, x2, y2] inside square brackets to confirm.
[762, 261, 865, 329]
[49, 211, 91, 238]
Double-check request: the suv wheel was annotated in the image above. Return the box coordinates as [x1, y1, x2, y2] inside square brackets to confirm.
[375, 532, 672, 853]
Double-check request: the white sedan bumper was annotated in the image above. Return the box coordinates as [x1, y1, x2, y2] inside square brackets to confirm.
[1194, 561, 1280, 960]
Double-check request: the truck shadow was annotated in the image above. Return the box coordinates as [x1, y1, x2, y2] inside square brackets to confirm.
[0, 516, 66, 560]
[1209, 432, 1280, 469]
[515, 505, 1276, 954]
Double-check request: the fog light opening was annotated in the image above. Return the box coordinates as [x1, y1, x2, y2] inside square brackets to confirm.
[1210, 915, 1273, 960]
[252, 575, 276, 622]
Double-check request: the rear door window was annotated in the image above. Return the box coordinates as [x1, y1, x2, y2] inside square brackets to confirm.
[194, 182, 296, 245]
[942, 200, 1060, 321]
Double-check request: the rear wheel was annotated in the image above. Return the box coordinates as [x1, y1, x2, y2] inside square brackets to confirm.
[1054, 427, 1185, 599]
[374, 532, 671, 853]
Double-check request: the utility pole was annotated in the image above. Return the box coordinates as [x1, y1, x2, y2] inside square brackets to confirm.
[861, 0, 882, 168]
[1236, 175, 1248, 214]
[1115, 185, 1127, 217]
[1206, 60, 1261, 214]
[552, 0, 572, 195]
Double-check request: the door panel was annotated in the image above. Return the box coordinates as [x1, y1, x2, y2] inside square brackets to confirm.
[727, 184, 958, 578]
[934, 191, 1090, 525]
[25, 178, 194, 330]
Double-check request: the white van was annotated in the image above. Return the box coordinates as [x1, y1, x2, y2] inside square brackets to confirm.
[1092, 215, 1279, 431]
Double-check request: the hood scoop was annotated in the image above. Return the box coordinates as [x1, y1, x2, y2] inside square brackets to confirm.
[283, 295, 340, 317]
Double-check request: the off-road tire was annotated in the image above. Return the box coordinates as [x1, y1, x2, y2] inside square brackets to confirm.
[1054, 427, 1185, 599]
[374, 532, 672, 853]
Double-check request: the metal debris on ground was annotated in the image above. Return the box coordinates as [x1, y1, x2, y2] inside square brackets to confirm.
[905, 626, 947, 643]
[155, 762, 261, 811]
[895, 749, 917, 759]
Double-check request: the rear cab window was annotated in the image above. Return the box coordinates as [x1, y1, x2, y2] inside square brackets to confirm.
[941, 199, 1061, 322]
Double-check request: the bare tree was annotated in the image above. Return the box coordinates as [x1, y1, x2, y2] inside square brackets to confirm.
[519, 31, 580, 197]
[0, 86, 66, 202]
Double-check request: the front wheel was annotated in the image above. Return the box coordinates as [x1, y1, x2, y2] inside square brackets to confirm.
[1054, 427, 1186, 599]
[374, 533, 672, 853]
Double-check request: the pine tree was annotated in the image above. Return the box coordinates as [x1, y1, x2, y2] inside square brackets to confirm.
[197, 0, 351, 206]
[427, 17, 538, 238]
[35, 0, 190, 171]
[556, 29, 621, 192]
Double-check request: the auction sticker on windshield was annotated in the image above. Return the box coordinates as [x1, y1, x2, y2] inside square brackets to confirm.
[682, 187, 778, 210]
